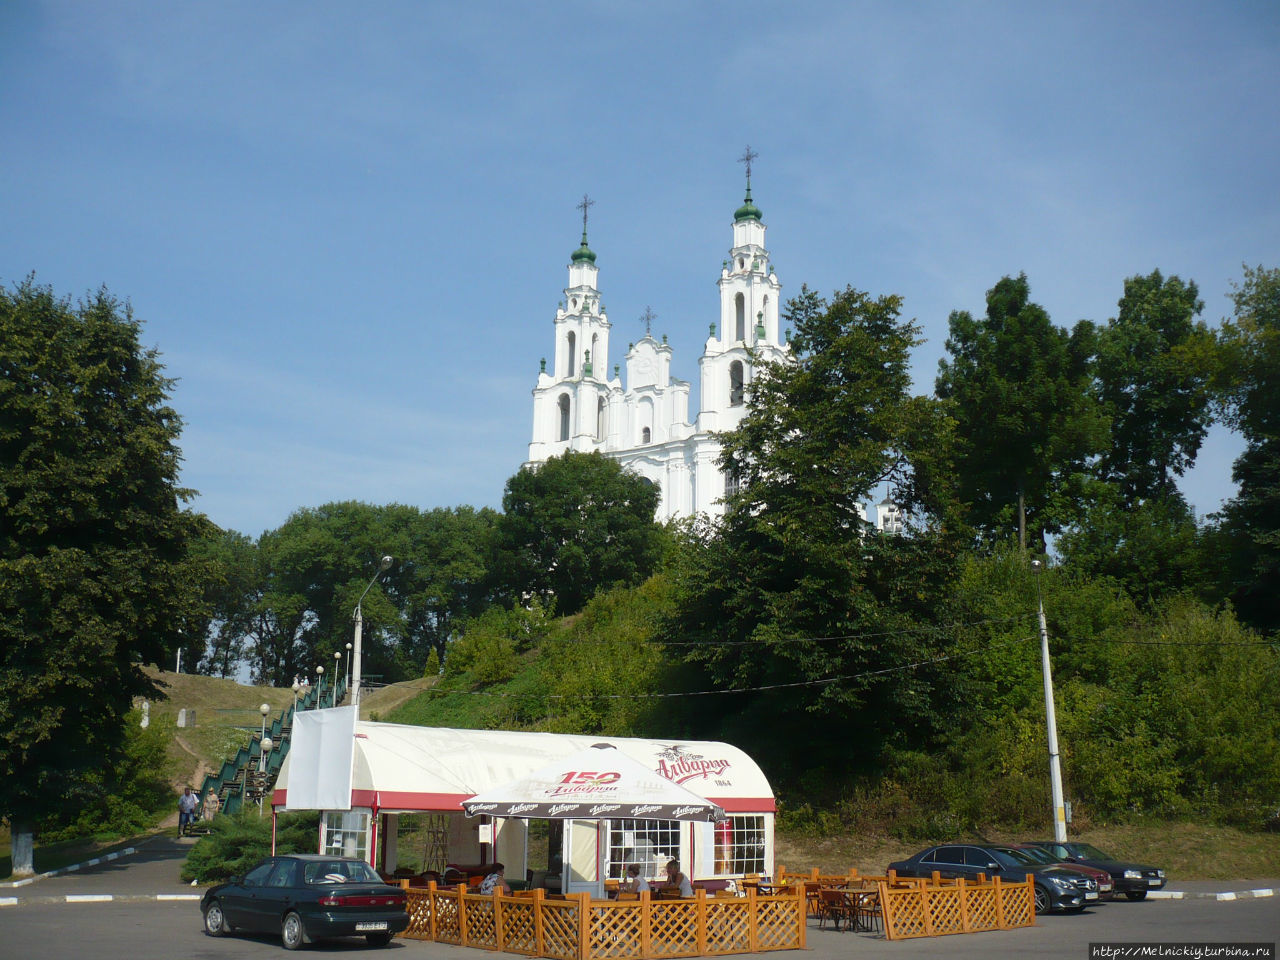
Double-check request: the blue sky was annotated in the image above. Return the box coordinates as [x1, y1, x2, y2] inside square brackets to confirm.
[3, 1, 1276, 538]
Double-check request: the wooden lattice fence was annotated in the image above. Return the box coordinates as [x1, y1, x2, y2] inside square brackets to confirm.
[400, 884, 806, 960]
[877, 874, 1035, 940]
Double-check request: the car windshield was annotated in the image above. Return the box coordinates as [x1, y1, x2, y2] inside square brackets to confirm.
[303, 861, 382, 885]
[1013, 846, 1057, 864]
[992, 846, 1038, 865]
[1067, 843, 1112, 860]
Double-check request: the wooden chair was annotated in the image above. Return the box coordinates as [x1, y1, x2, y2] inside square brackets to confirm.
[818, 888, 856, 931]
[615, 891, 639, 902]
[853, 889, 881, 934]
[803, 881, 823, 919]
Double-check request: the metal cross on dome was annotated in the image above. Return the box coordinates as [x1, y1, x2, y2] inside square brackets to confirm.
[640, 305, 656, 337]
[738, 145, 758, 182]
[577, 193, 595, 234]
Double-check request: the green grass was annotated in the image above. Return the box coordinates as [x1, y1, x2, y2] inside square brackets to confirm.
[775, 821, 1280, 881]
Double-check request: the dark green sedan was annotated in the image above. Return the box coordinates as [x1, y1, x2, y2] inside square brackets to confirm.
[201, 854, 409, 949]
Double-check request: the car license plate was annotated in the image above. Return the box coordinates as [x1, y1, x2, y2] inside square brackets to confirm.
[1085, 891, 1098, 900]
[1147, 878, 1161, 886]
[1100, 884, 1112, 892]
[356, 922, 388, 931]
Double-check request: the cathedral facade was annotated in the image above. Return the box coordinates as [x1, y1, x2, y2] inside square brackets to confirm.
[526, 178, 787, 522]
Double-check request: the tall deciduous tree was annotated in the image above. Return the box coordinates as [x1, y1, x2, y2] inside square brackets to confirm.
[495, 451, 663, 615]
[1095, 270, 1219, 505]
[936, 274, 1104, 550]
[0, 279, 197, 874]
[231, 502, 496, 686]
[1217, 265, 1280, 635]
[670, 286, 962, 782]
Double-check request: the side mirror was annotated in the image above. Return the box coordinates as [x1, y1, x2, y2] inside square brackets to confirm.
[987, 863, 1001, 871]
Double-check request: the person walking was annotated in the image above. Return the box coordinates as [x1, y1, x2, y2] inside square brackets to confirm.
[177, 787, 199, 837]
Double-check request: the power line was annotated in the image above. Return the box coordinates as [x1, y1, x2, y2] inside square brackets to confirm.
[415, 634, 1039, 702]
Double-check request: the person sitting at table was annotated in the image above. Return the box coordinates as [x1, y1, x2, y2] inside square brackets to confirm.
[621, 863, 650, 894]
[480, 862, 510, 895]
[664, 859, 693, 898]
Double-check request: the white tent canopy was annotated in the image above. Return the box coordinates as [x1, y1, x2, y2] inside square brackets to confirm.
[273, 719, 774, 815]
[461, 744, 727, 822]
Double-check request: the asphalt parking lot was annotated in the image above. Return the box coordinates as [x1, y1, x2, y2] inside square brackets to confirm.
[1, 838, 1275, 960]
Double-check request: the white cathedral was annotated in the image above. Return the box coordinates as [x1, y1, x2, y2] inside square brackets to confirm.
[526, 167, 902, 530]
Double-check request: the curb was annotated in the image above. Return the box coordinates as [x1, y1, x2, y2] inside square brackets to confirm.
[0, 847, 138, 888]
[1149, 887, 1277, 900]
[0, 893, 202, 907]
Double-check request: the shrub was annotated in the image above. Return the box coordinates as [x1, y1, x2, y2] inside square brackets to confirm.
[180, 809, 320, 884]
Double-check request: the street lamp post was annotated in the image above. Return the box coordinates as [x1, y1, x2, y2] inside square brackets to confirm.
[316, 665, 325, 710]
[344, 642, 352, 691]
[334, 650, 342, 703]
[292, 680, 301, 717]
[1032, 559, 1068, 843]
[258, 735, 273, 815]
[352, 555, 393, 708]
[259, 702, 270, 743]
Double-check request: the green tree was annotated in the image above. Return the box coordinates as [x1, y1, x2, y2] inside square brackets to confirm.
[1216, 265, 1280, 634]
[220, 502, 495, 686]
[936, 274, 1105, 550]
[1095, 271, 1219, 504]
[0, 279, 197, 874]
[494, 451, 663, 615]
[670, 286, 963, 785]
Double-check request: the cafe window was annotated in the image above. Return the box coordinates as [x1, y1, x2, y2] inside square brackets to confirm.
[322, 810, 370, 862]
[606, 819, 681, 880]
[715, 815, 766, 875]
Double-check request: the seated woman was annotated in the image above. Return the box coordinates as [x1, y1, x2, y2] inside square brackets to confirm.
[479, 862, 511, 895]
[664, 859, 693, 898]
[621, 863, 651, 894]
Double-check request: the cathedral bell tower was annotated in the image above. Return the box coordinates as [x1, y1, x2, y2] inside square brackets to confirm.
[697, 147, 787, 436]
[528, 195, 620, 462]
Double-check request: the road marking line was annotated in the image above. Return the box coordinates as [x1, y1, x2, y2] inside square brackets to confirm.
[1248, 888, 1274, 897]
[66, 894, 114, 902]
[1215, 892, 1237, 900]
[156, 894, 201, 901]
[0, 897, 18, 906]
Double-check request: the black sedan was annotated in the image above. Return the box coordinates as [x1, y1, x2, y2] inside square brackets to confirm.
[1029, 841, 1166, 900]
[887, 843, 1100, 914]
[201, 854, 409, 949]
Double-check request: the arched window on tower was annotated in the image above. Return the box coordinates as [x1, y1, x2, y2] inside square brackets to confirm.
[735, 293, 745, 341]
[596, 397, 606, 441]
[642, 427, 651, 444]
[729, 361, 744, 407]
[566, 332, 576, 377]
[724, 464, 742, 498]
[558, 394, 571, 442]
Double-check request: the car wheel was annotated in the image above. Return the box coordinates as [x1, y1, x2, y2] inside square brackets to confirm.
[1125, 890, 1148, 901]
[365, 933, 393, 947]
[282, 911, 307, 950]
[203, 901, 229, 936]
[1033, 885, 1051, 914]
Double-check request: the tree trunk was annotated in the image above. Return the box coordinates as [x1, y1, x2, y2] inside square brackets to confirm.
[10, 821, 35, 877]
[1018, 484, 1026, 553]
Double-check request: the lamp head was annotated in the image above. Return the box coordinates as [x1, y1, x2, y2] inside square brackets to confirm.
[292, 681, 300, 694]
[261, 736, 273, 753]
[379, 555, 393, 571]
[346, 642, 352, 651]
[334, 651, 341, 661]
[1031, 559, 1043, 572]
[316, 665, 324, 676]
[260, 703, 270, 717]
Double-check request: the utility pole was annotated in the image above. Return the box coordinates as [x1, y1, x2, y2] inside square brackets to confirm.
[1033, 559, 1068, 842]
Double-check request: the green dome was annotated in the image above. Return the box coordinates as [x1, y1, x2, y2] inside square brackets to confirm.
[734, 184, 762, 222]
[571, 230, 597, 264]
